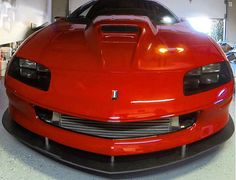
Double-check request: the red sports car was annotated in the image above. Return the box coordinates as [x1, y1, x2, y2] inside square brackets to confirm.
[2, 0, 235, 174]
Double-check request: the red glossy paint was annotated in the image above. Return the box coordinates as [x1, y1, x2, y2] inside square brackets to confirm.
[5, 14, 234, 156]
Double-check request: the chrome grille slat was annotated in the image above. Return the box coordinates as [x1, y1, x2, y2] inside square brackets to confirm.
[61, 121, 171, 124]
[61, 117, 171, 123]
[60, 122, 171, 128]
[61, 122, 171, 126]
[62, 130, 169, 135]
[58, 129, 168, 136]
[56, 114, 177, 139]
[59, 126, 171, 132]
[60, 123, 171, 129]
[60, 123, 171, 128]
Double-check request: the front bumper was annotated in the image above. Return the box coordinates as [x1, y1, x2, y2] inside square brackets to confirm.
[2, 109, 234, 175]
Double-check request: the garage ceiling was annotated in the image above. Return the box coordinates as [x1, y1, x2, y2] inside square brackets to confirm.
[69, 0, 226, 19]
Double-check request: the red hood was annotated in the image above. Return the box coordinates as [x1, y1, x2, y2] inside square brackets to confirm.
[12, 16, 228, 121]
[17, 15, 224, 71]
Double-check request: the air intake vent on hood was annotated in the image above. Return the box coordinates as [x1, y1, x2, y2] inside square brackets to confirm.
[101, 25, 140, 33]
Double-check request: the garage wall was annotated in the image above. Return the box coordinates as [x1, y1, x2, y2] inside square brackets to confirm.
[69, 0, 226, 19]
[227, 0, 236, 43]
[0, 0, 51, 45]
[52, 0, 68, 20]
[69, 0, 87, 14]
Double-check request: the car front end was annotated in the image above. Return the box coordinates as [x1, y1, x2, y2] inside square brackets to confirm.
[2, 0, 235, 175]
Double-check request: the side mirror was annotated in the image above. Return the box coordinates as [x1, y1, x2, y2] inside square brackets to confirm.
[66, 16, 92, 25]
[54, 16, 66, 22]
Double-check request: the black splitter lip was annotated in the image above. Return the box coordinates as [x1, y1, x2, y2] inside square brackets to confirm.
[2, 109, 235, 175]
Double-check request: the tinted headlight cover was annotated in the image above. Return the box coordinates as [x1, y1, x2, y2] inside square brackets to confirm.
[8, 57, 51, 91]
[184, 61, 233, 96]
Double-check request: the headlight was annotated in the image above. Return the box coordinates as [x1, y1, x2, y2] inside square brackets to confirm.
[184, 61, 233, 95]
[8, 57, 51, 91]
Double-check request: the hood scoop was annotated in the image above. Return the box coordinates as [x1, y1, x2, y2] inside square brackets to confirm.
[101, 25, 140, 33]
[100, 25, 141, 43]
[85, 16, 157, 71]
[98, 25, 141, 71]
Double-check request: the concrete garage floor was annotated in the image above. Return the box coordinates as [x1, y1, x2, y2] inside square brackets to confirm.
[0, 75, 235, 180]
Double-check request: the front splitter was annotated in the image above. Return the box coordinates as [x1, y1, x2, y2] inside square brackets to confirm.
[2, 109, 235, 175]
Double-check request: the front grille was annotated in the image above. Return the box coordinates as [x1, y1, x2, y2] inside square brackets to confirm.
[60, 115, 174, 139]
[35, 106, 197, 139]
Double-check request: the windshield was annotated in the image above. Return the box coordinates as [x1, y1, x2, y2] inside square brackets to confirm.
[69, 0, 179, 25]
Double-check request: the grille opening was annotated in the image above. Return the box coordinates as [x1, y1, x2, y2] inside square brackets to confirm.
[179, 112, 198, 128]
[101, 25, 140, 33]
[35, 106, 197, 139]
[35, 106, 53, 122]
